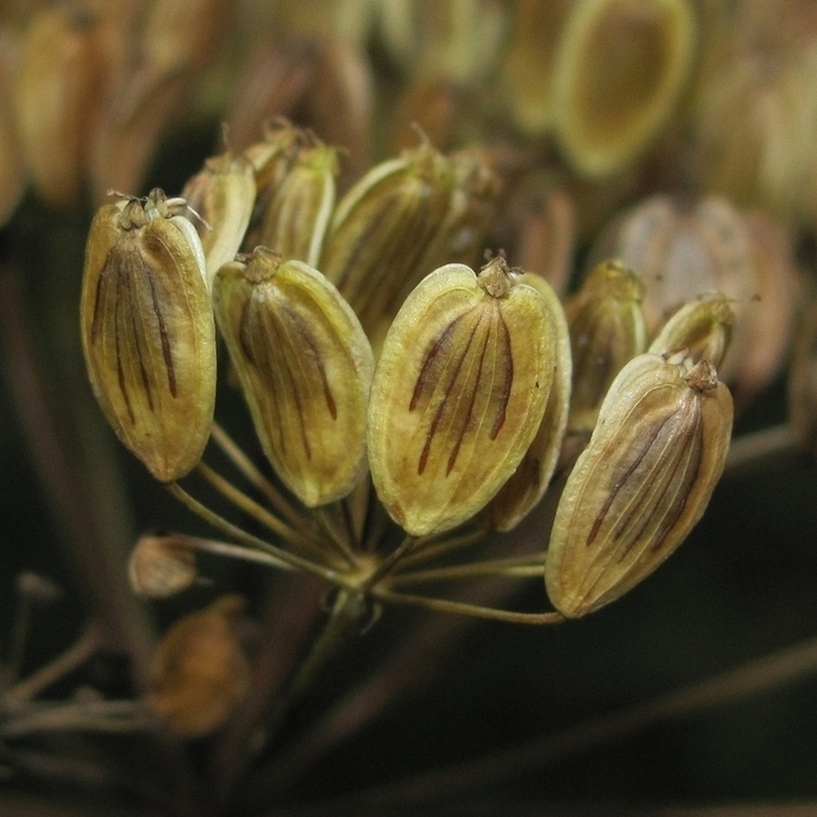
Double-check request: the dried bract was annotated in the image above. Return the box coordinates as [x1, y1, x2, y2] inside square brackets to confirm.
[367, 257, 557, 537]
[128, 533, 198, 599]
[147, 595, 250, 737]
[213, 249, 374, 507]
[545, 352, 733, 618]
[80, 189, 216, 482]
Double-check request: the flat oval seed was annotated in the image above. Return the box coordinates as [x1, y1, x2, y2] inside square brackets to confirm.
[367, 258, 557, 536]
[483, 271, 572, 531]
[213, 249, 374, 507]
[80, 190, 216, 482]
[545, 352, 733, 617]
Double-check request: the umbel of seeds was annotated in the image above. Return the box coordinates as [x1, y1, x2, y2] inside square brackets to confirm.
[545, 351, 733, 618]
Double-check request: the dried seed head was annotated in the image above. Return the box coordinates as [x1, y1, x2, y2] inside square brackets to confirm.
[181, 150, 256, 287]
[367, 257, 558, 537]
[551, 0, 696, 177]
[566, 259, 647, 433]
[545, 352, 733, 618]
[80, 188, 216, 482]
[87, 0, 233, 201]
[319, 140, 455, 338]
[128, 533, 198, 599]
[414, 145, 502, 277]
[213, 248, 374, 507]
[649, 294, 734, 368]
[147, 595, 250, 738]
[243, 119, 302, 194]
[228, 41, 373, 182]
[483, 271, 572, 531]
[258, 137, 338, 268]
[690, 3, 817, 223]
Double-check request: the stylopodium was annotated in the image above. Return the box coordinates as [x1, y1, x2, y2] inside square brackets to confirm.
[80, 127, 734, 735]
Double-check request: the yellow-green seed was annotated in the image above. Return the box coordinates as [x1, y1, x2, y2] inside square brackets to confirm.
[545, 352, 733, 618]
[80, 189, 216, 482]
[213, 248, 373, 507]
[566, 259, 647, 433]
[367, 257, 558, 537]
[483, 270, 572, 532]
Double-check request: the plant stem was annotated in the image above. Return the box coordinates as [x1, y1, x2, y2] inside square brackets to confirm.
[196, 461, 307, 546]
[388, 553, 547, 585]
[360, 536, 417, 590]
[0, 700, 155, 738]
[167, 483, 348, 586]
[397, 529, 486, 567]
[187, 537, 296, 571]
[210, 422, 307, 531]
[370, 588, 563, 624]
[264, 589, 370, 738]
[2, 625, 102, 708]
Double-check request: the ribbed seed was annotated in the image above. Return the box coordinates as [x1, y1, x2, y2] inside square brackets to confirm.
[566, 259, 647, 432]
[648, 294, 734, 368]
[545, 352, 733, 618]
[80, 189, 216, 482]
[181, 150, 256, 287]
[483, 271, 572, 531]
[258, 138, 338, 267]
[213, 248, 373, 507]
[367, 257, 557, 537]
[319, 141, 455, 337]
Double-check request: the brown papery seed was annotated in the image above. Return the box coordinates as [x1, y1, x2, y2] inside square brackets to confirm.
[147, 595, 250, 738]
[128, 533, 198, 599]
[367, 257, 557, 537]
[545, 352, 733, 618]
[319, 141, 455, 337]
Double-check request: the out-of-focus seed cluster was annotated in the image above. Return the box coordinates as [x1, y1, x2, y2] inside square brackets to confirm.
[5, 0, 812, 738]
